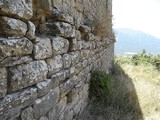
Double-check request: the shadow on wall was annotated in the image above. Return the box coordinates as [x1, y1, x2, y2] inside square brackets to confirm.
[79, 64, 144, 120]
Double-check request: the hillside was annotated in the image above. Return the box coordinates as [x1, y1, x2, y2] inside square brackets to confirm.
[115, 28, 160, 55]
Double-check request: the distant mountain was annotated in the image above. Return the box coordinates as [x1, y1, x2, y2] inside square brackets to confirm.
[115, 28, 160, 55]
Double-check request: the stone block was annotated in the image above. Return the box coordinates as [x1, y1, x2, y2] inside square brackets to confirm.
[47, 97, 67, 120]
[39, 0, 52, 13]
[39, 116, 49, 120]
[0, 37, 33, 62]
[21, 107, 34, 120]
[34, 37, 52, 60]
[36, 79, 59, 98]
[62, 54, 72, 69]
[69, 38, 78, 51]
[41, 21, 76, 38]
[0, 17, 27, 37]
[8, 60, 48, 92]
[59, 107, 73, 120]
[51, 70, 70, 83]
[33, 87, 60, 119]
[70, 62, 83, 76]
[51, 37, 69, 55]
[52, 0, 63, 9]
[0, 56, 32, 67]
[69, 51, 80, 65]
[0, 68, 7, 99]
[0, 88, 37, 120]
[46, 55, 63, 77]
[26, 21, 36, 40]
[0, 0, 33, 19]
[52, 8, 74, 24]
[60, 75, 77, 98]
[78, 25, 91, 37]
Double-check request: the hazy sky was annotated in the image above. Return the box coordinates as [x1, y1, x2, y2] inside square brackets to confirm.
[113, 0, 160, 38]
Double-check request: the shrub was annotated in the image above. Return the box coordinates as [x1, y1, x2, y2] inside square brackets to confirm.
[89, 70, 111, 101]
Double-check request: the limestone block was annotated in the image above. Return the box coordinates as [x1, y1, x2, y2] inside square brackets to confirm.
[36, 79, 59, 98]
[70, 62, 83, 76]
[41, 21, 76, 38]
[69, 38, 78, 51]
[69, 51, 80, 65]
[39, 0, 52, 13]
[75, 2, 83, 12]
[0, 56, 32, 67]
[47, 97, 67, 120]
[83, 33, 95, 41]
[51, 70, 70, 83]
[0, 88, 37, 120]
[0, 17, 27, 37]
[51, 37, 69, 55]
[33, 87, 60, 119]
[62, 54, 72, 69]
[0, 37, 33, 62]
[39, 116, 49, 120]
[34, 37, 52, 60]
[75, 30, 81, 41]
[0, 0, 33, 19]
[60, 75, 77, 98]
[52, 8, 74, 25]
[26, 21, 36, 40]
[59, 107, 73, 120]
[0, 68, 7, 99]
[78, 25, 91, 37]
[77, 40, 84, 50]
[52, 0, 63, 9]
[80, 50, 90, 60]
[8, 60, 48, 92]
[21, 107, 34, 120]
[46, 55, 63, 77]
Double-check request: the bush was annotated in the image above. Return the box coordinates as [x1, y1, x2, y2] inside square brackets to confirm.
[89, 70, 111, 101]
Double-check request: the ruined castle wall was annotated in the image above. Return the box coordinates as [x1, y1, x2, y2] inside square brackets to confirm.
[0, 0, 114, 119]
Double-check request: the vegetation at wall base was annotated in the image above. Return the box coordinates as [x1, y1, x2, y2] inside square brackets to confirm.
[89, 70, 111, 101]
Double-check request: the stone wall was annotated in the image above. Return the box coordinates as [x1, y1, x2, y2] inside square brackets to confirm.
[0, 0, 114, 120]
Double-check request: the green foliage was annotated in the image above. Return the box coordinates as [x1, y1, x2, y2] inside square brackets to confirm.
[89, 70, 111, 101]
[116, 50, 160, 71]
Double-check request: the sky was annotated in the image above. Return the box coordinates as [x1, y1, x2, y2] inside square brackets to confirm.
[113, 0, 160, 39]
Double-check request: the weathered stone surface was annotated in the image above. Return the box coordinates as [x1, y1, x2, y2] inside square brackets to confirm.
[69, 51, 80, 65]
[0, 17, 27, 37]
[26, 21, 36, 40]
[33, 87, 60, 119]
[52, 8, 74, 24]
[39, 0, 52, 13]
[0, 56, 32, 67]
[51, 37, 69, 55]
[60, 75, 78, 98]
[40, 22, 76, 38]
[0, 37, 33, 62]
[80, 50, 90, 60]
[34, 37, 52, 60]
[51, 70, 70, 83]
[63, 54, 72, 69]
[8, 60, 48, 92]
[0, 0, 33, 19]
[59, 107, 73, 120]
[83, 33, 95, 41]
[70, 62, 83, 76]
[78, 25, 91, 37]
[39, 116, 49, 120]
[36, 79, 59, 98]
[0, 88, 37, 120]
[69, 38, 78, 51]
[46, 55, 63, 77]
[0, 68, 7, 99]
[47, 97, 67, 120]
[21, 107, 34, 120]
[52, 0, 63, 9]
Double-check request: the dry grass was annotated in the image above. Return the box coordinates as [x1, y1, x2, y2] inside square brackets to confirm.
[79, 62, 160, 120]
